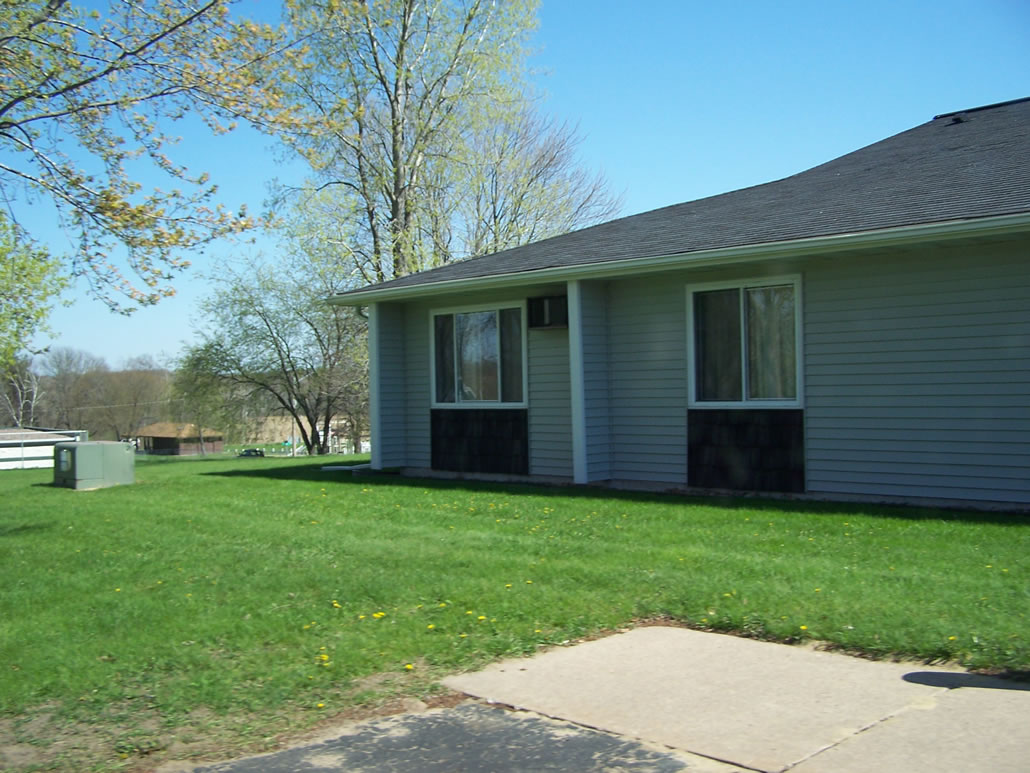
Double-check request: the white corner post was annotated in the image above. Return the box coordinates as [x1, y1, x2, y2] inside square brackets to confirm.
[567, 280, 588, 484]
[367, 302, 383, 470]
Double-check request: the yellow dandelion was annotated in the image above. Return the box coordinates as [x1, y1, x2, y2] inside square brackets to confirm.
[799, 625, 808, 631]
[427, 624, 435, 630]
[316, 702, 325, 708]
[404, 663, 414, 671]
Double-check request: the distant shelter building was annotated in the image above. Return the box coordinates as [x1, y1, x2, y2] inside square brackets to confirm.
[136, 423, 224, 456]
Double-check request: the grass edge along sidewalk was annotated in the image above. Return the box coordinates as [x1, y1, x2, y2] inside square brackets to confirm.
[1, 455, 1026, 771]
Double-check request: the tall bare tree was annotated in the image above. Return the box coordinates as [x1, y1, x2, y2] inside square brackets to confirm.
[1, 357, 44, 427]
[459, 109, 621, 257]
[275, 0, 620, 284]
[279, 0, 541, 281]
[36, 346, 109, 429]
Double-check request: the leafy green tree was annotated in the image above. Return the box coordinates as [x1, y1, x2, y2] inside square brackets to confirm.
[0, 0, 299, 311]
[0, 213, 66, 372]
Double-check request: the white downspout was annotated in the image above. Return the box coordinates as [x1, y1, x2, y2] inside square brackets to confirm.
[567, 280, 588, 484]
[367, 302, 383, 470]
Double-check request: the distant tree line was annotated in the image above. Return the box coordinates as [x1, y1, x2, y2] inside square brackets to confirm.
[3, 349, 171, 440]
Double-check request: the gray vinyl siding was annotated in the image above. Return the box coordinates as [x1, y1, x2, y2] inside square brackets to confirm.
[529, 327, 573, 477]
[607, 278, 688, 484]
[804, 241, 1030, 504]
[580, 280, 612, 480]
[404, 303, 432, 467]
[376, 302, 407, 467]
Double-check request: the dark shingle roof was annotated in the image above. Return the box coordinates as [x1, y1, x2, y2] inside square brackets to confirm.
[135, 422, 222, 439]
[335, 97, 1030, 299]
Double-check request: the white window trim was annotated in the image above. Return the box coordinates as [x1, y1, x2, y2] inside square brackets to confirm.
[686, 275, 804, 409]
[429, 300, 529, 409]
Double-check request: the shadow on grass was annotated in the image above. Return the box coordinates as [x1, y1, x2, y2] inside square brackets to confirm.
[0, 522, 56, 537]
[200, 461, 1030, 526]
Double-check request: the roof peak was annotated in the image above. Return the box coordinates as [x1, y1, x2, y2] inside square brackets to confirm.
[933, 96, 1030, 120]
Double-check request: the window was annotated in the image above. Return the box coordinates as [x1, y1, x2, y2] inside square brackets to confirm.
[688, 278, 801, 407]
[433, 305, 525, 405]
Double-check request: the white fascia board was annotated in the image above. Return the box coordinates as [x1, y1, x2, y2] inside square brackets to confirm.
[327, 212, 1030, 306]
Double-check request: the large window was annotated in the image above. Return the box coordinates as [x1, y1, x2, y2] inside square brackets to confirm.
[433, 305, 525, 405]
[688, 278, 801, 407]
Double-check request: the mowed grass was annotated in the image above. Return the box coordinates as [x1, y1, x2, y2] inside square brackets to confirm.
[1, 455, 1028, 768]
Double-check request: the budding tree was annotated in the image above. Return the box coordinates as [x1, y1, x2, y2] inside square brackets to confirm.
[0, 0, 300, 311]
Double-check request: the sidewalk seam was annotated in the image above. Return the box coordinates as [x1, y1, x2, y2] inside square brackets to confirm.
[478, 697, 767, 773]
[779, 687, 953, 772]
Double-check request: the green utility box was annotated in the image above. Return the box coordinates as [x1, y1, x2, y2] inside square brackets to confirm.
[54, 441, 135, 490]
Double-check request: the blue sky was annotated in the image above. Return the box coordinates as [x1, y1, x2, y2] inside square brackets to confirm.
[34, 0, 1030, 367]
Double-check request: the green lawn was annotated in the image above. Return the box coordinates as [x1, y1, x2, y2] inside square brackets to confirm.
[1, 455, 1027, 770]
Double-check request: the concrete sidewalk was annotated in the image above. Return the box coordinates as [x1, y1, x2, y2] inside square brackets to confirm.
[184, 627, 1030, 772]
[444, 626, 1030, 773]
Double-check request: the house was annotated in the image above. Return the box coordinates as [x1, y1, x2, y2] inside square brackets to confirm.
[0, 427, 88, 470]
[136, 422, 224, 455]
[329, 97, 1030, 510]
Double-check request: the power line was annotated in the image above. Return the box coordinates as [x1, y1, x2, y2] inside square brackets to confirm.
[70, 397, 185, 410]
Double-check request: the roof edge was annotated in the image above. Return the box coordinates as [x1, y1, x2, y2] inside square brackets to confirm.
[329, 212, 1030, 306]
[934, 96, 1030, 119]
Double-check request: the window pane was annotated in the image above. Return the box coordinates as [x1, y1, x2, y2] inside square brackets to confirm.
[434, 314, 455, 403]
[746, 285, 796, 399]
[456, 311, 498, 401]
[694, 288, 742, 401]
[499, 307, 523, 402]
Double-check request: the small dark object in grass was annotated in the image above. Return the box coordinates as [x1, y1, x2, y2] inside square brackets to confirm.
[238, 449, 265, 457]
